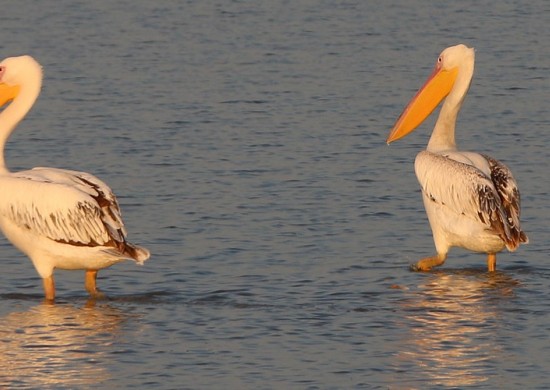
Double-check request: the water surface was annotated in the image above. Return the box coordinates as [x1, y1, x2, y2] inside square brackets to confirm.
[0, 1, 549, 388]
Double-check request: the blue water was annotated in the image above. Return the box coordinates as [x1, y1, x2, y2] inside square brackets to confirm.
[0, 1, 549, 388]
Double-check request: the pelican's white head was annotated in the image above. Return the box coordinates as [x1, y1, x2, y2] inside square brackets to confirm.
[437, 44, 475, 73]
[0, 55, 43, 90]
[0, 55, 43, 109]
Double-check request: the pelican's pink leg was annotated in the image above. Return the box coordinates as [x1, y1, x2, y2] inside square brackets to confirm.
[43, 276, 55, 301]
[85, 269, 104, 298]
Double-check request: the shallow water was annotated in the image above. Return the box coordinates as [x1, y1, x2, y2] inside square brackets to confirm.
[0, 0, 549, 388]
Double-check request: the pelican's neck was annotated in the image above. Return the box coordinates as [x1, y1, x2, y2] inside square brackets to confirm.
[0, 81, 41, 174]
[427, 61, 474, 153]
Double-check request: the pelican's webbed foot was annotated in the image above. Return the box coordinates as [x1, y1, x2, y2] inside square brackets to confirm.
[410, 254, 447, 272]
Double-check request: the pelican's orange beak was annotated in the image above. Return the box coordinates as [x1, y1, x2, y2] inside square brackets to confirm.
[0, 83, 20, 108]
[386, 65, 458, 144]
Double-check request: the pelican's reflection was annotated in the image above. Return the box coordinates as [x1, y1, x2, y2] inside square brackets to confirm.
[0, 300, 129, 388]
[395, 270, 519, 387]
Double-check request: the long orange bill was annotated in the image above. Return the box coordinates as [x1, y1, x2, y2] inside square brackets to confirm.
[386, 65, 458, 144]
[0, 83, 20, 107]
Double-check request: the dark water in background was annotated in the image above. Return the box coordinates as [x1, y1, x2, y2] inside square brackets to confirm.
[0, 1, 549, 388]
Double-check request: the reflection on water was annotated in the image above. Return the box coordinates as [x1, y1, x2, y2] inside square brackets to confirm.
[395, 271, 519, 388]
[0, 301, 129, 388]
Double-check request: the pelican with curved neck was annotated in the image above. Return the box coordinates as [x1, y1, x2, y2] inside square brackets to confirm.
[0, 55, 150, 301]
[386, 44, 527, 272]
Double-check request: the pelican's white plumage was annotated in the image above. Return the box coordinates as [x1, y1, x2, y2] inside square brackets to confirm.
[387, 44, 527, 271]
[0, 55, 149, 300]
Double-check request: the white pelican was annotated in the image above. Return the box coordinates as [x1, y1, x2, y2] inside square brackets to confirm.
[0, 55, 150, 300]
[386, 44, 528, 272]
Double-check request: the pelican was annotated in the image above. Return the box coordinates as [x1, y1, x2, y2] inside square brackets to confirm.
[0, 55, 150, 300]
[386, 44, 528, 272]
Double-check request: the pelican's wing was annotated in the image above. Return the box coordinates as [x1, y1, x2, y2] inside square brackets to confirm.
[0, 168, 127, 249]
[483, 155, 529, 248]
[415, 151, 522, 250]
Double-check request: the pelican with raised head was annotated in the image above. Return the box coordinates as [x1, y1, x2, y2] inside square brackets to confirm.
[386, 44, 528, 272]
[0, 55, 150, 301]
